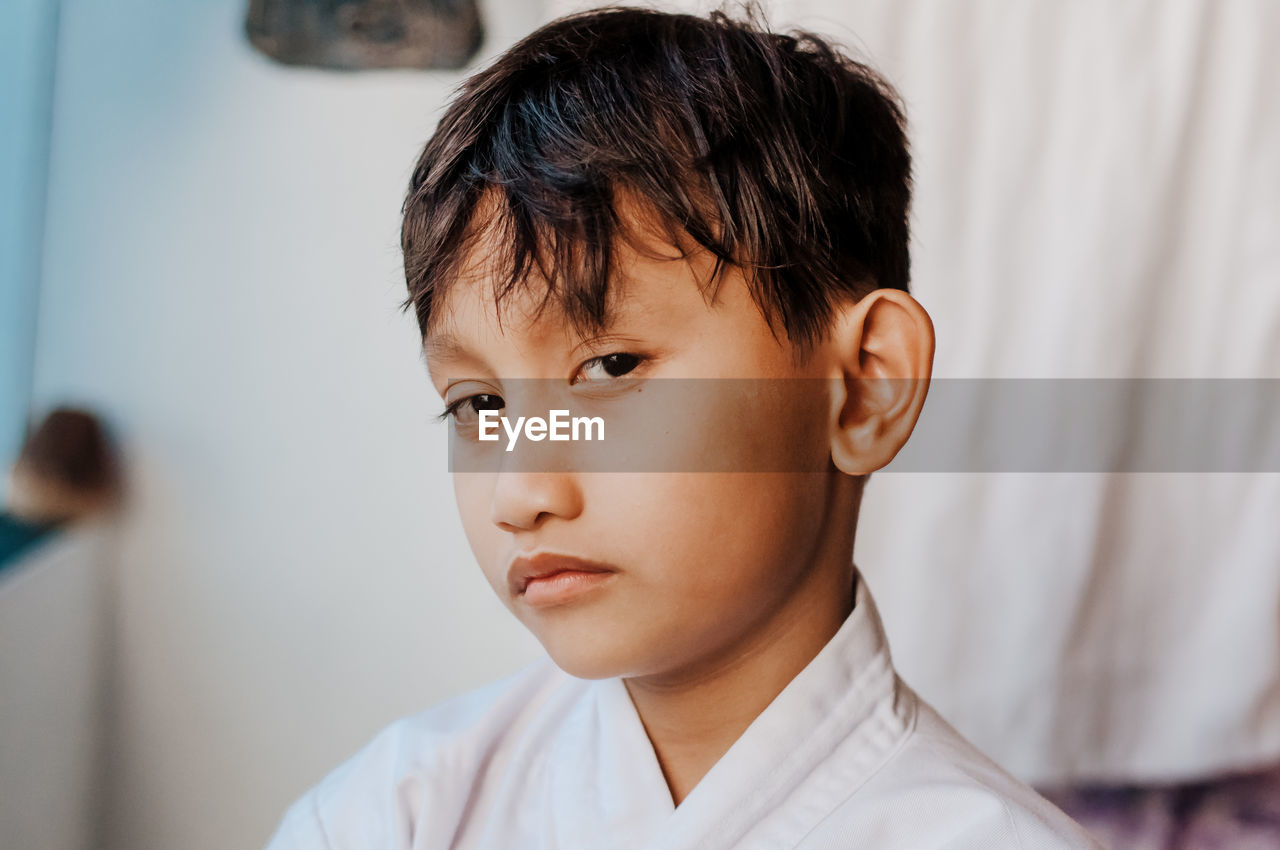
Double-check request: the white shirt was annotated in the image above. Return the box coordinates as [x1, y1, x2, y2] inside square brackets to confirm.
[266, 573, 1100, 849]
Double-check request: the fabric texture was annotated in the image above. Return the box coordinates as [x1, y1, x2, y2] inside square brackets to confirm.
[1041, 761, 1280, 850]
[542, 0, 1280, 787]
[648, 0, 1280, 786]
[266, 573, 1100, 849]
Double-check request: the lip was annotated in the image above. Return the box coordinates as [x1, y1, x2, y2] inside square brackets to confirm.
[507, 552, 619, 607]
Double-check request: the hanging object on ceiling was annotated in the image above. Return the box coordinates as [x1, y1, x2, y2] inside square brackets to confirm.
[245, 0, 483, 71]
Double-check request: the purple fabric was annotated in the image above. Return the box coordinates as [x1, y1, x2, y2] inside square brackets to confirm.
[1039, 762, 1280, 849]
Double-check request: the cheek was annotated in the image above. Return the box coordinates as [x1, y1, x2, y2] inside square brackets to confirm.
[569, 472, 830, 678]
[594, 472, 828, 592]
[608, 378, 831, 474]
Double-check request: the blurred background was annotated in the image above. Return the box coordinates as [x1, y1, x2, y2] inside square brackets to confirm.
[1, 1, 1277, 848]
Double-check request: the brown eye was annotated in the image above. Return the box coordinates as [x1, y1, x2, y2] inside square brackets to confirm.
[441, 393, 505, 426]
[575, 353, 644, 383]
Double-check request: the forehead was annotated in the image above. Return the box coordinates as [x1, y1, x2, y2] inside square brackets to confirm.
[424, 192, 720, 356]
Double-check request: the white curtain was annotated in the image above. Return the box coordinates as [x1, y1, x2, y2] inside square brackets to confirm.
[551, 0, 1280, 784]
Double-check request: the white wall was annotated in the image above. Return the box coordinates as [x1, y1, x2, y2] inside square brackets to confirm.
[0, 523, 108, 850]
[32, 2, 547, 847]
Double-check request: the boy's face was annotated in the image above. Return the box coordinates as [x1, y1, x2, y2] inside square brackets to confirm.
[426, 213, 854, 681]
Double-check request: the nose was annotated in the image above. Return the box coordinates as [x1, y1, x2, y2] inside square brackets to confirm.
[490, 470, 583, 532]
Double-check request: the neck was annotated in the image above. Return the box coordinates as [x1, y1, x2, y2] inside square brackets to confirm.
[623, 474, 861, 806]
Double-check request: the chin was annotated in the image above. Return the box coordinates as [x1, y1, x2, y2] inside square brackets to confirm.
[540, 640, 624, 681]
[535, 629, 639, 680]
[544, 652, 627, 680]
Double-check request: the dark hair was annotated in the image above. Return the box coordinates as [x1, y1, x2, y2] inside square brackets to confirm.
[8, 407, 120, 524]
[400, 4, 911, 350]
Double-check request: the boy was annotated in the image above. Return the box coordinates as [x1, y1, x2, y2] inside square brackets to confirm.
[268, 7, 1100, 848]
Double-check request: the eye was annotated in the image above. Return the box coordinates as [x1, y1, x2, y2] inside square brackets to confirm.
[437, 393, 505, 427]
[572, 352, 645, 384]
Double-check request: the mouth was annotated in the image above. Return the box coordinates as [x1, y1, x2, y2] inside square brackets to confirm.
[507, 552, 619, 607]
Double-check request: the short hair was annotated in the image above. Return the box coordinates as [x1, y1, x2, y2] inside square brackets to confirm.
[400, 4, 911, 350]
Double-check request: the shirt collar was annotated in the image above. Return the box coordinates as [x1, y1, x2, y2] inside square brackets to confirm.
[577, 568, 915, 850]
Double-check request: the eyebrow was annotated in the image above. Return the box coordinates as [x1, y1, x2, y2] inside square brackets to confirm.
[423, 300, 633, 363]
[423, 332, 475, 363]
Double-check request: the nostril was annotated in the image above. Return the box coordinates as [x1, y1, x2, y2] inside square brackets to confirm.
[489, 472, 584, 531]
[492, 510, 551, 534]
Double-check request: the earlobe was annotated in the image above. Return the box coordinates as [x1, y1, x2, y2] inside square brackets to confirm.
[826, 290, 935, 475]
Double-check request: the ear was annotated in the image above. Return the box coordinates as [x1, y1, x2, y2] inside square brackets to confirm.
[826, 289, 935, 475]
